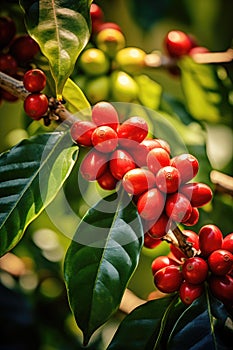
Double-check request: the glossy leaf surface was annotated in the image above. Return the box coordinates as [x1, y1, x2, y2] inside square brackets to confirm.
[0, 131, 78, 257]
[64, 190, 144, 345]
[20, 0, 91, 95]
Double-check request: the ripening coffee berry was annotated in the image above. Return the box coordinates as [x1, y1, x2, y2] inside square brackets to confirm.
[154, 265, 183, 293]
[80, 149, 108, 181]
[165, 193, 192, 223]
[170, 229, 200, 261]
[129, 139, 161, 167]
[118, 116, 148, 148]
[209, 274, 233, 303]
[155, 166, 181, 193]
[91, 125, 118, 153]
[179, 281, 204, 305]
[222, 233, 233, 254]
[144, 232, 162, 249]
[199, 224, 223, 257]
[97, 168, 118, 190]
[23, 69, 47, 93]
[148, 213, 171, 239]
[109, 149, 136, 180]
[90, 3, 104, 31]
[137, 188, 165, 221]
[182, 207, 199, 226]
[92, 101, 119, 131]
[180, 182, 213, 207]
[155, 139, 171, 155]
[151, 255, 178, 275]
[208, 249, 233, 276]
[24, 93, 48, 120]
[0, 53, 18, 76]
[164, 30, 193, 57]
[182, 257, 208, 284]
[0, 16, 16, 49]
[10, 34, 40, 62]
[71, 121, 96, 147]
[170, 153, 199, 183]
[147, 147, 170, 174]
[122, 168, 156, 196]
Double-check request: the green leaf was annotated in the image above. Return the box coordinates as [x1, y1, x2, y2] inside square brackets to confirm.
[64, 190, 144, 345]
[0, 131, 78, 257]
[168, 292, 233, 350]
[63, 78, 91, 115]
[107, 295, 179, 350]
[179, 57, 223, 123]
[135, 75, 162, 110]
[20, 0, 91, 96]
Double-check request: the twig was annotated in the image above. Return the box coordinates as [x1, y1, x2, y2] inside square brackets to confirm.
[0, 71, 29, 99]
[210, 170, 233, 196]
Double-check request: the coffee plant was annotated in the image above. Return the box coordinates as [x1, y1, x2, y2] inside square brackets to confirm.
[0, 0, 232, 349]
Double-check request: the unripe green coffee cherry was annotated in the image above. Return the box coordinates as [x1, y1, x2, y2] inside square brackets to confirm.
[111, 71, 139, 102]
[95, 28, 126, 58]
[79, 48, 110, 76]
[114, 47, 146, 74]
[85, 75, 110, 104]
[73, 74, 87, 90]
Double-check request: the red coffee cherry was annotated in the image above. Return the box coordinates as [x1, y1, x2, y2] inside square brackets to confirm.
[155, 166, 181, 193]
[109, 149, 136, 180]
[170, 229, 200, 261]
[137, 188, 165, 221]
[129, 138, 162, 167]
[209, 274, 233, 303]
[182, 207, 199, 226]
[147, 147, 170, 174]
[71, 120, 96, 147]
[24, 93, 48, 120]
[91, 125, 118, 153]
[199, 224, 223, 257]
[179, 281, 204, 305]
[80, 149, 108, 181]
[97, 168, 118, 190]
[143, 232, 162, 249]
[222, 233, 233, 254]
[151, 255, 178, 275]
[165, 193, 192, 223]
[148, 213, 171, 239]
[117, 116, 148, 148]
[1, 89, 18, 102]
[170, 153, 199, 183]
[182, 257, 208, 284]
[154, 265, 183, 293]
[180, 182, 213, 207]
[122, 168, 156, 196]
[164, 30, 193, 57]
[90, 3, 104, 34]
[0, 16, 16, 49]
[155, 139, 171, 155]
[208, 249, 233, 276]
[95, 22, 122, 34]
[92, 101, 119, 131]
[0, 53, 17, 75]
[10, 34, 40, 62]
[23, 69, 47, 93]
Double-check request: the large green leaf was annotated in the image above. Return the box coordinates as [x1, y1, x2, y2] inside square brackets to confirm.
[107, 295, 181, 350]
[0, 131, 78, 257]
[64, 190, 144, 345]
[20, 0, 92, 96]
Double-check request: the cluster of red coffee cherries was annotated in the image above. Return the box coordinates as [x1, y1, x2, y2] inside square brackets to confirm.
[152, 225, 233, 307]
[71, 101, 213, 240]
[0, 16, 40, 103]
[23, 69, 49, 120]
